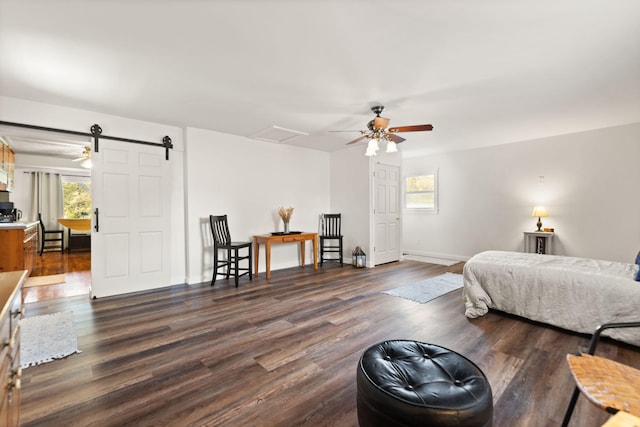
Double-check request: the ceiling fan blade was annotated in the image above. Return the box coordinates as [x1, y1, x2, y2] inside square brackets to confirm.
[388, 124, 433, 133]
[373, 116, 390, 129]
[72, 158, 83, 162]
[328, 130, 363, 133]
[346, 135, 368, 145]
[386, 133, 406, 144]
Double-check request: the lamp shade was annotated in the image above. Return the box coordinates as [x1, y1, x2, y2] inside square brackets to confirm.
[386, 141, 398, 153]
[365, 139, 379, 156]
[531, 206, 548, 217]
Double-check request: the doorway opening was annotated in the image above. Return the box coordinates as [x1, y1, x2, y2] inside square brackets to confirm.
[24, 172, 92, 303]
[24, 251, 91, 303]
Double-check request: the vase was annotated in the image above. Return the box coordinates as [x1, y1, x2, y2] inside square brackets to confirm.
[284, 221, 290, 233]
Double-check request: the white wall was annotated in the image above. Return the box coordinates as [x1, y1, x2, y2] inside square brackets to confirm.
[184, 127, 330, 284]
[403, 122, 640, 263]
[328, 147, 404, 267]
[328, 145, 370, 264]
[0, 96, 187, 286]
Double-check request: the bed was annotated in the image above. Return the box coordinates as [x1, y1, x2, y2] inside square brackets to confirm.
[463, 250, 640, 346]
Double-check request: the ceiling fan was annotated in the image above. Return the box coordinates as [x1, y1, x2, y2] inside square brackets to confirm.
[72, 145, 92, 168]
[334, 105, 433, 155]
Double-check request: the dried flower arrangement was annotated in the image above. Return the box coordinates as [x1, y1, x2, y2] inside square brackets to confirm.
[278, 206, 294, 223]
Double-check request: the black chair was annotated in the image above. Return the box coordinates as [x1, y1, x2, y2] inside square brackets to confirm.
[561, 321, 640, 426]
[209, 215, 252, 287]
[320, 213, 343, 267]
[38, 213, 64, 255]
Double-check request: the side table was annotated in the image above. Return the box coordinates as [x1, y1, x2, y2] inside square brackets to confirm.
[523, 231, 554, 254]
[253, 232, 318, 280]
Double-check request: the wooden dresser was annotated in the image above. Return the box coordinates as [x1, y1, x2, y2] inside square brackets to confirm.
[0, 270, 26, 426]
[0, 222, 39, 276]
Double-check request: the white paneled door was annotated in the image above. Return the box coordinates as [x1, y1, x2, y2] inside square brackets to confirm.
[374, 163, 401, 265]
[90, 140, 171, 298]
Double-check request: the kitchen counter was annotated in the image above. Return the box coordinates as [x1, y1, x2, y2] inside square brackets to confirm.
[0, 221, 39, 230]
[0, 270, 26, 319]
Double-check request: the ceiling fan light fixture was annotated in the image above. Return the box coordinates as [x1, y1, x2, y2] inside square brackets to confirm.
[338, 105, 433, 156]
[386, 141, 398, 153]
[365, 139, 379, 156]
[72, 145, 92, 167]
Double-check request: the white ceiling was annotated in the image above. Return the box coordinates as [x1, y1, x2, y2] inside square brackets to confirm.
[1, 0, 639, 158]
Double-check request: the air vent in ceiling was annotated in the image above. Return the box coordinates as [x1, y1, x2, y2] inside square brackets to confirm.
[251, 126, 308, 144]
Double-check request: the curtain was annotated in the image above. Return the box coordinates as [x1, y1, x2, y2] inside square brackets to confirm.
[29, 172, 64, 231]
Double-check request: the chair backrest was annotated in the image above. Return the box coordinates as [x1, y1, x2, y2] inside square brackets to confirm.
[321, 214, 341, 237]
[38, 212, 46, 233]
[209, 215, 232, 246]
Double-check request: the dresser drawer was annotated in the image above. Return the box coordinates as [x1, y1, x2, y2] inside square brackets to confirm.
[23, 224, 37, 242]
[7, 290, 22, 349]
[0, 277, 22, 358]
[0, 312, 9, 350]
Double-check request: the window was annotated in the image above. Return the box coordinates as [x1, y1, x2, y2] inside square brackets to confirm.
[62, 175, 91, 218]
[405, 170, 438, 212]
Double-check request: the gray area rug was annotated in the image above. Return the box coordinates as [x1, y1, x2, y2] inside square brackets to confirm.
[383, 272, 464, 303]
[20, 311, 81, 369]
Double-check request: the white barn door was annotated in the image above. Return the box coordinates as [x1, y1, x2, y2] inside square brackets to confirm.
[90, 140, 171, 298]
[374, 163, 401, 265]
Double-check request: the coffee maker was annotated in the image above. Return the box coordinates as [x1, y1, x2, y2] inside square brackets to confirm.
[0, 202, 21, 223]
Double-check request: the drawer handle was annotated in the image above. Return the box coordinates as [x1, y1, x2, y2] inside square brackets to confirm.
[10, 367, 22, 390]
[8, 368, 21, 402]
[10, 307, 23, 318]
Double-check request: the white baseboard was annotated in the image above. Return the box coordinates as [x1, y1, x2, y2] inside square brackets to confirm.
[402, 250, 469, 266]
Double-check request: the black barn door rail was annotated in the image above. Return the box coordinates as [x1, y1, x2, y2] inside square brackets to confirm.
[0, 120, 174, 160]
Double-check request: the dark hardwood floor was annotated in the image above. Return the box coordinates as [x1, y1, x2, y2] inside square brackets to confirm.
[19, 260, 639, 426]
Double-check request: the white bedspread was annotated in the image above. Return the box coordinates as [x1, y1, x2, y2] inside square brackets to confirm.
[463, 250, 640, 346]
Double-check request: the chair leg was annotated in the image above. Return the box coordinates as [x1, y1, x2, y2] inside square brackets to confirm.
[234, 248, 240, 288]
[320, 239, 324, 266]
[339, 238, 343, 267]
[561, 386, 582, 427]
[248, 245, 253, 281]
[225, 249, 231, 279]
[211, 249, 218, 286]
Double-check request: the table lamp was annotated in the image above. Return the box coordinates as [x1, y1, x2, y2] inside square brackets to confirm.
[532, 206, 548, 231]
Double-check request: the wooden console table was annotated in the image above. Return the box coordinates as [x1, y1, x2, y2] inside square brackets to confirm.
[253, 232, 318, 280]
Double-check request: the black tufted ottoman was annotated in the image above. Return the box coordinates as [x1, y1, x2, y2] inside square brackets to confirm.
[357, 340, 493, 427]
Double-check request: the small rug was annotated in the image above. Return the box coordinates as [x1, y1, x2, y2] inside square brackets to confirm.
[383, 272, 464, 303]
[24, 273, 66, 288]
[19, 311, 81, 368]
